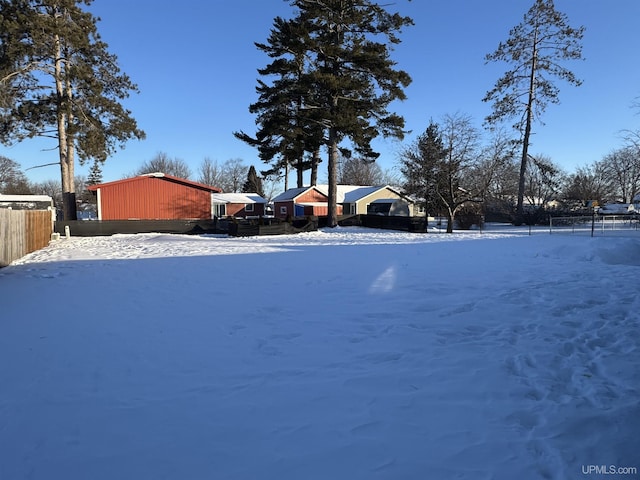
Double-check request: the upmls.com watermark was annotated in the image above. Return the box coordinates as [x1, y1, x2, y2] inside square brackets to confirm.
[582, 465, 638, 475]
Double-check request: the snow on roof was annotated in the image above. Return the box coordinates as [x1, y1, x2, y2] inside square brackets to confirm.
[211, 193, 267, 204]
[599, 203, 635, 214]
[88, 173, 222, 193]
[315, 184, 410, 203]
[0, 194, 53, 203]
[272, 187, 318, 202]
[313, 184, 387, 203]
[272, 185, 411, 204]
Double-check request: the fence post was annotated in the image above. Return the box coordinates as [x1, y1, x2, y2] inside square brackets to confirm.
[591, 211, 595, 237]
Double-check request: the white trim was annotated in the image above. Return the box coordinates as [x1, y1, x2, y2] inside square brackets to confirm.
[96, 188, 102, 220]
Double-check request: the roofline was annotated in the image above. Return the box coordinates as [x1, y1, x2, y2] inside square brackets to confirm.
[87, 173, 222, 193]
[210, 193, 267, 204]
[0, 194, 54, 202]
[273, 186, 327, 202]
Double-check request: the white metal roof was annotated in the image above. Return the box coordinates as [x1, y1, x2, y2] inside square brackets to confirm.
[210, 193, 267, 204]
[0, 194, 53, 203]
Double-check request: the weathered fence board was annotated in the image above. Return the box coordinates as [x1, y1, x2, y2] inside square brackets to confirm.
[0, 209, 53, 267]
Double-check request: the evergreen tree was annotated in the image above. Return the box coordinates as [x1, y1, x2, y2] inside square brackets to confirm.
[399, 122, 448, 224]
[242, 165, 265, 197]
[483, 0, 584, 224]
[241, 1, 412, 226]
[0, 0, 145, 220]
[295, 0, 412, 227]
[234, 16, 323, 189]
[400, 115, 485, 233]
[87, 160, 103, 186]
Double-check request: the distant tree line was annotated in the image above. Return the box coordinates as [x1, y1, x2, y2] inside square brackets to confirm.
[397, 112, 640, 229]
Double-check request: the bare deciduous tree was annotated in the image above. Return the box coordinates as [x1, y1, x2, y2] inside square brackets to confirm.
[197, 157, 225, 188]
[523, 154, 566, 222]
[601, 147, 640, 203]
[220, 158, 249, 193]
[135, 152, 192, 179]
[0, 155, 30, 194]
[338, 157, 385, 186]
[563, 161, 614, 207]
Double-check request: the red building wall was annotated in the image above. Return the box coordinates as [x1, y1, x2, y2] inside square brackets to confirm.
[226, 203, 266, 217]
[96, 176, 215, 220]
[298, 189, 327, 203]
[274, 188, 334, 219]
[274, 201, 294, 219]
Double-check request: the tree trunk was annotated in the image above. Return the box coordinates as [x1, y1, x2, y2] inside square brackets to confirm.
[446, 208, 454, 233]
[516, 28, 538, 225]
[284, 160, 289, 191]
[310, 149, 320, 186]
[54, 33, 77, 220]
[297, 156, 304, 188]
[327, 127, 338, 228]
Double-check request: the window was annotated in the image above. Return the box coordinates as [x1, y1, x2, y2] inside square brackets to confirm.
[213, 204, 226, 217]
[245, 203, 254, 212]
[280, 206, 288, 215]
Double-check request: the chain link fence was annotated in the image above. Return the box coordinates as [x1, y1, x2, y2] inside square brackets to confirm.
[549, 214, 640, 236]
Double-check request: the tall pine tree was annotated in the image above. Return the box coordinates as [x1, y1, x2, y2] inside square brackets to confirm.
[400, 122, 448, 224]
[483, 0, 583, 224]
[241, 1, 412, 226]
[293, 0, 412, 227]
[234, 16, 323, 189]
[0, 0, 145, 220]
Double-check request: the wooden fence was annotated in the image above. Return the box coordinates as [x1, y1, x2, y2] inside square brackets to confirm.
[228, 217, 318, 237]
[55, 219, 220, 237]
[0, 209, 53, 267]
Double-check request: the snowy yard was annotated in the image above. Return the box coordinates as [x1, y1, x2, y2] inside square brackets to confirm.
[1, 227, 638, 480]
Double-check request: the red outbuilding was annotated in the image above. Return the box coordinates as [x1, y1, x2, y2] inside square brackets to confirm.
[272, 186, 343, 219]
[88, 173, 222, 220]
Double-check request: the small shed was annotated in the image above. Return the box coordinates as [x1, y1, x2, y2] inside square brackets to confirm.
[88, 173, 222, 220]
[210, 193, 267, 218]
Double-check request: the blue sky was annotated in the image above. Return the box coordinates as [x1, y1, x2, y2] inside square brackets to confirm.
[3, 0, 640, 186]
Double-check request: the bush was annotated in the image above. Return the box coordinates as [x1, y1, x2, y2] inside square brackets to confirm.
[455, 204, 484, 230]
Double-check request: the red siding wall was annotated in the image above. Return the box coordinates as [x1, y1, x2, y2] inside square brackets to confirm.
[98, 177, 212, 220]
[303, 205, 342, 216]
[274, 201, 294, 219]
[226, 203, 266, 217]
[298, 189, 327, 203]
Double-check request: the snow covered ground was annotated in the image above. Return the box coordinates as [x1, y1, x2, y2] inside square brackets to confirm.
[1, 227, 638, 480]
